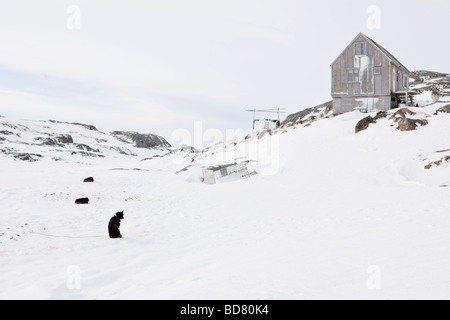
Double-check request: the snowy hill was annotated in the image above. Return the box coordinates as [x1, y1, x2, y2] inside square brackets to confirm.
[0, 117, 171, 163]
[410, 70, 450, 106]
[1, 78, 450, 299]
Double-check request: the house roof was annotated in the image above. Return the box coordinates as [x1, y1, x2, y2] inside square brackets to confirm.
[366, 35, 410, 73]
[331, 32, 410, 74]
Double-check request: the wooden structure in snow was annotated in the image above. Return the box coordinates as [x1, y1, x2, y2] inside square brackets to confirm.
[246, 108, 285, 131]
[331, 33, 414, 114]
[202, 162, 250, 185]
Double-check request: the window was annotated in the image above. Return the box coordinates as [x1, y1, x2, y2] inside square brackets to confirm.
[355, 42, 366, 55]
[374, 67, 381, 75]
[403, 75, 409, 88]
[348, 69, 360, 82]
[354, 70, 360, 82]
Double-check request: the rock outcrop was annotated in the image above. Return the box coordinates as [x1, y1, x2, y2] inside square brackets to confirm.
[397, 118, 428, 132]
[281, 101, 333, 128]
[425, 155, 450, 170]
[434, 105, 450, 115]
[110, 131, 171, 149]
[355, 111, 387, 133]
[36, 134, 74, 146]
[355, 116, 376, 133]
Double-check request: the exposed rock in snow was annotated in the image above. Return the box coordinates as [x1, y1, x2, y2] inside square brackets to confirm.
[355, 111, 387, 133]
[410, 70, 450, 106]
[70, 151, 105, 158]
[425, 155, 450, 170]
[56, 134, 74, 144]
[48, 120, 98, 132]
[110, 131, 171, 149]
[389, 108, 417, 121]
[354, 107, 431, 133]
[281, 101, 333, 128]
[434, 105, 450, 115]
[355, 116, 376, 133]
[14, 153, 41, 162]
[387, 108, 429, 131]
[35, 137, 59, 146]
[35, 134, 74, 146]
[75, 144, 100, 153]
[397, 117, 428, 132]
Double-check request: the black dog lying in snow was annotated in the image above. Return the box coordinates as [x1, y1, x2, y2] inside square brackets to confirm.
[108, 211, 124, 239]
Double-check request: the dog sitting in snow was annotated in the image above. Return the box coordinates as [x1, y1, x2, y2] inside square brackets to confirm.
[108, 211, 124, 239]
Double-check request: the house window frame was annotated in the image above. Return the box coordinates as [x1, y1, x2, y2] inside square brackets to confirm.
[348, 69, 360, 82]
[403, 74, 409, 88]
[355, 42, 367, 56]
[374, 67, 382, 75]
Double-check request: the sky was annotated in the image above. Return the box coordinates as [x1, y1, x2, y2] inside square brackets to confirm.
[0, 0, 449, 145]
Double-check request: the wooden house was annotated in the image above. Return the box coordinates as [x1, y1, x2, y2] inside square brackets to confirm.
[331, 33, 415, 114]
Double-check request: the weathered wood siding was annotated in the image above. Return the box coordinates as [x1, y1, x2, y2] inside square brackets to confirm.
[331, 34, 391, 97]
[333, 96, 391, 114]
[391, 64, 409, 92]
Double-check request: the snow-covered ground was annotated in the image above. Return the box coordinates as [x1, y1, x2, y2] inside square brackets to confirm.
[1, 102, 450, 300]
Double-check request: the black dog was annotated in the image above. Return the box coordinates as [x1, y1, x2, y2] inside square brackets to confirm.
[108, 211, 124, 239]
[75, 197, 89, 204]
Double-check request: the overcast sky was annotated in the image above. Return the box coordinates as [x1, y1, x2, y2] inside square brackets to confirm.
[0, 0, 449, 144]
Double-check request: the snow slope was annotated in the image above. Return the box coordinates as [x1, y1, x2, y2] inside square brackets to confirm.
[1, 104, 450, 300]
[0, 117, 170, 162]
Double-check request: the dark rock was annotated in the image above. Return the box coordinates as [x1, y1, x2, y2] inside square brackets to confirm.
[0, 130, 14, 136]
[110, 131, 171, 149]
[397, 118, 428, 131]
[434, 105, 450, 115]
[36, 137, 58, 146]
[75, 198, 89, 204]
[84, 177, 94, 183]
[35, 135, 73, 146]
[56, 134, 73, 144]
[355, 116, 376, 133]
[76, 144, 99, 152]
[71, 151, 105, 158]
[13, 153, 41, 162]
